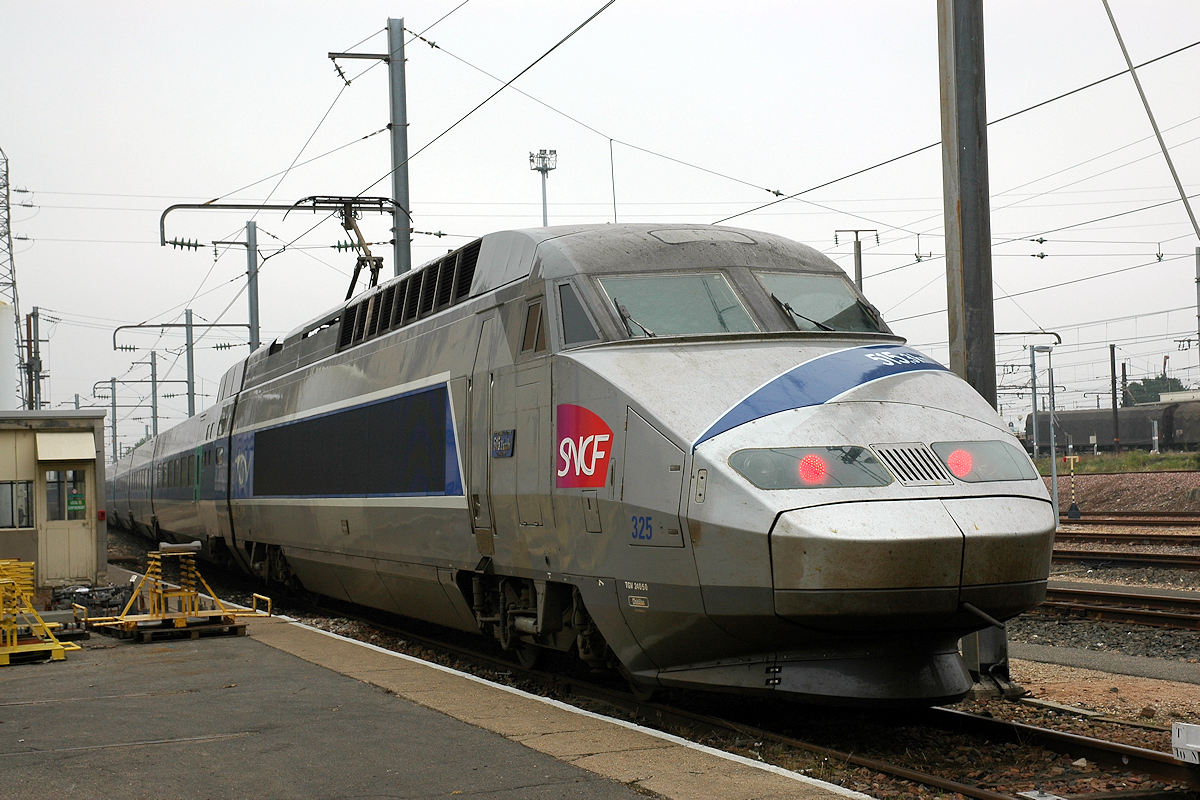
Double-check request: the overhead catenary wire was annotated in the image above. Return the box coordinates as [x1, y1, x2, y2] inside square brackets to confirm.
[711, 38, 1200, 226]
[356, 0, 618, 199]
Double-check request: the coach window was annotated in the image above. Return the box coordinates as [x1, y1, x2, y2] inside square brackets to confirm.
[557, 283, 600, 345]
[521, 299, 547, 353]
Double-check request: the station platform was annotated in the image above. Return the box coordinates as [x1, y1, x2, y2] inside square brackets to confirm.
[1, 611, 867, 800]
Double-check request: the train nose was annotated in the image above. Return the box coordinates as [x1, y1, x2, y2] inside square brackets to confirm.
[769, 496, 1053, 631]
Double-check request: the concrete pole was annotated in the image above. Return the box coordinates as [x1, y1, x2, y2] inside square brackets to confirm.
[540, 169, 549, 227]
[1029, 347, 1038, 458]
[1195, 247, 1199, 375]
[185, 308, 195, 417]
[938, 0, 996, 407]
[1110, 344, 1120, 451]
[246, 221, 260, 351]
[30, 306, 41, 409]
[1048, 357, 1059, 522]
[387, 18, 412, 276]
[110, 377, 117, 464]
[938, 0, 1005, 683]
[150, 350, 158, 438]
[853, 238, 863, 291]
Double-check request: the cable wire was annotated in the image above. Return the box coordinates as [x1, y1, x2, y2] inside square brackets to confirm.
[712, 38, 1200, 226]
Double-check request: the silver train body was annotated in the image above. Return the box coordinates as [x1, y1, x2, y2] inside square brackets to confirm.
[107, 224, 1054, 704]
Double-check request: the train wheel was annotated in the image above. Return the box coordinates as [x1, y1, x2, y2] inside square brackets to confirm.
[512, 642, 541, 670]
[618, 664, 658, 702]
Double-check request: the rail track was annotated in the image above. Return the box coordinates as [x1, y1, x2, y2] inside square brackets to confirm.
[1038, 585, 1200, 629]
[1051, 549, 1200, 570]
[1060, 511, 1200, 528]
[1055, 530, 1200, 546]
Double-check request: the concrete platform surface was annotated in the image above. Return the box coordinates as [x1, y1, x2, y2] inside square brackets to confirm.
[0, 614, 867, 800]
[1009, 641, 1200, 684]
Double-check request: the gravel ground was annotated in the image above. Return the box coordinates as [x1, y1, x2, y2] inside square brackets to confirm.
[1007, 658, 1200, 726]
[1047, 469, 1200, 511]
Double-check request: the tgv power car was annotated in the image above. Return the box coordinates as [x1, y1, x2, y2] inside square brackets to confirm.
[109, 223, 1054, 704]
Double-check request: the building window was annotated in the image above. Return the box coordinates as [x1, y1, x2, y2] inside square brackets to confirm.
[45, 470, 86, 521]
[0, 481, 33, 528]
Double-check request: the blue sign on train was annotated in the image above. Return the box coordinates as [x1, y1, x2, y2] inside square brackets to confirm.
[491, 429, 515, 458]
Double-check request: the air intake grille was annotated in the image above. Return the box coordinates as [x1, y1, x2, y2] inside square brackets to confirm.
[871, 443, 952, 486]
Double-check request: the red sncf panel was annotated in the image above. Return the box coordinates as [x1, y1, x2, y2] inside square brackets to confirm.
[555, 404, 613, 488]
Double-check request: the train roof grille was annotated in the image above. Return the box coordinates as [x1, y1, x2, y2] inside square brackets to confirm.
[871, 443, 952, 486]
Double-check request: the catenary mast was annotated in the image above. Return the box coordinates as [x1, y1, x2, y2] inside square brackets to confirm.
[0, 147, 26, 408]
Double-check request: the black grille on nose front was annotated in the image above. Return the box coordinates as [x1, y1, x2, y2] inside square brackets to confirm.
[871, 443, 953, 486]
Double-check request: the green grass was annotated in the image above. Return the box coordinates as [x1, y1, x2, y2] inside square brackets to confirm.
[1032, 450, 1200, 475]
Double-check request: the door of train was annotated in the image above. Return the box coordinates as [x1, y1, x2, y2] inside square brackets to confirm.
[469, 313, 504, 554]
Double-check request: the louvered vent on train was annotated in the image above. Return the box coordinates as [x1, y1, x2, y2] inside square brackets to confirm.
[334, 237, 484, 352]
[871, 443, 952, 486]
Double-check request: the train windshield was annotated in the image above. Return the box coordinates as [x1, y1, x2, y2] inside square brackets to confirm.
[757, 272, 888, 333]
[597, 273, 758, 338]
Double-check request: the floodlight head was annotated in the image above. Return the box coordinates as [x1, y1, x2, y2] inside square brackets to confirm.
[1033, 345, 1053, 353]
[529, 149, 558, 173]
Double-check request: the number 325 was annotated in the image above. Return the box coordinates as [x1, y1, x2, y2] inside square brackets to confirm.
[631, 515, 653, 540]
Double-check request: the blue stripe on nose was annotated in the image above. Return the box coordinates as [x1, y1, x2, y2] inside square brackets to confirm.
[694, 345, 949, 447]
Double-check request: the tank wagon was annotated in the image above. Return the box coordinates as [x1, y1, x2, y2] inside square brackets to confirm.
[1024, 401, 1200, 452]
[109, 223, 1054, 705]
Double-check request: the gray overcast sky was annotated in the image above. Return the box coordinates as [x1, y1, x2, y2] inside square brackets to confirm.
[3, 1, 1199, 451]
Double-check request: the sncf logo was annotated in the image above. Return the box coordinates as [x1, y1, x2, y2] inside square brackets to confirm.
[556, 404, 613, 488]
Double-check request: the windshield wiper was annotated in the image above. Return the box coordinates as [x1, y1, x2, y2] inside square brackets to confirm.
[770, 293, 835, 332]
[615, 298, 656, 338]
[855, 298, 885, 330]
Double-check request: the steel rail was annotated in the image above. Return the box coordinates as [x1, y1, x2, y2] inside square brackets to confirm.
[1052, 549, 1200, 570]
[925, 707, 1199, 788]
[1055, 530, 1200, 546]
[1039, 586, 1200, 630]
[1060, 515, 1200, 528]
[1062, 510, 1200, 518]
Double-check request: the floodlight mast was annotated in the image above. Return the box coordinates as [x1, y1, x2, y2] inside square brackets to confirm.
[530, 149, 557, 226]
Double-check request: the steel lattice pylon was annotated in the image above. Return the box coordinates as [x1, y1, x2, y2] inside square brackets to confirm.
[0, 147, 25, 407]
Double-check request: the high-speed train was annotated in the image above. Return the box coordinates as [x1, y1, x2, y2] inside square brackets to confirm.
[108, 223, 1055, 704]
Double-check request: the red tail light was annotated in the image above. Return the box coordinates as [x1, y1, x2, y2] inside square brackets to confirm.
[729, 446, 892, 489]
[945, 448, 973, 479]
[798, 454, 828, 485]
[931, 441, 1038, 482]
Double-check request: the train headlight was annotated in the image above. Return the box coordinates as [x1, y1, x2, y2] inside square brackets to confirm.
[930, 440, 1038, 482]
[729, 446, 892, 489]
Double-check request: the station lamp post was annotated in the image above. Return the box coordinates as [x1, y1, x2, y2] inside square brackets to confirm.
[529, 149, 557, 226]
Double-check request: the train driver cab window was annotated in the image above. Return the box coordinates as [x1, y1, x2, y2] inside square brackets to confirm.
[521, 299, 548, 353]
[597, 273, 757, 338]
[756, 272, 888, 333]
[558, 283, 600, 345]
